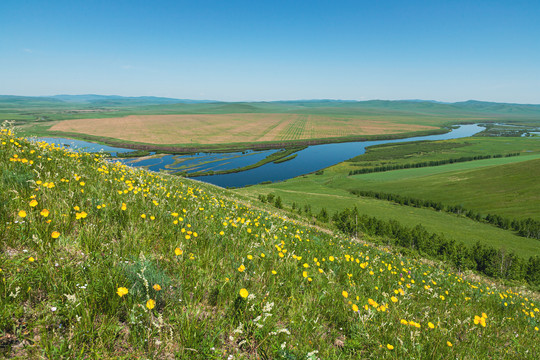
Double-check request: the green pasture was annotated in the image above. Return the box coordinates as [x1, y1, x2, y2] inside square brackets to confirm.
[237, 179, 540, 259]
[342, 156, 540, 219]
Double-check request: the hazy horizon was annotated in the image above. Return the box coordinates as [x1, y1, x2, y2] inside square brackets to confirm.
[1, 0, 539, 103]
[3, 94, 540, 106]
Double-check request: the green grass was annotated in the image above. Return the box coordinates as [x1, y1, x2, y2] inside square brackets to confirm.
[237, 178, 540, 259]
[343, 155, 540, 219]
[1, 128, 539, 359]
[345, 136, 540, 170]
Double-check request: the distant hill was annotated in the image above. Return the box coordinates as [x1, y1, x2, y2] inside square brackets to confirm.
[1, 95, 540, 122]
[0, 94, 217, 108]
[51, 94, 217, 105]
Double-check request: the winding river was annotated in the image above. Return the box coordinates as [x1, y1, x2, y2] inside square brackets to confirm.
[36, 124, 484, 188]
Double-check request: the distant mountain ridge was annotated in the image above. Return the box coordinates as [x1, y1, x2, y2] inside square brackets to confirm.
[50, 94, 217, 104]
[0, 95, 539, 116]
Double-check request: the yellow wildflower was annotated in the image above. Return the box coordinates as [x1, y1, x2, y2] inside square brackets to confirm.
[117, 287, 129, 297]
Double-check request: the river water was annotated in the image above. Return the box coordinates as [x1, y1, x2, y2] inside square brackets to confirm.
[35, 124, 484, 188]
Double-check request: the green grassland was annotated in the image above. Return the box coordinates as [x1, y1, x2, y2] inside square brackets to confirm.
[237, 175, 540, 259]
[1, 128, 539, 359]
[344, 156, 540, 220]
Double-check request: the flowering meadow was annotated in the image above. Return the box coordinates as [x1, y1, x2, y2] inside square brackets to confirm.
[0, 127, 538, 359]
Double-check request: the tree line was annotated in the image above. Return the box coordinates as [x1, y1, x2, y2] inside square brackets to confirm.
[349, 189, 540, 240]
[348, 153, 521, 176]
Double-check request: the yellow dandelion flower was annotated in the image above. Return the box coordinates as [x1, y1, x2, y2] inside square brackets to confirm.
[28, 257, 35, 262]
[51, 231, 60, 239]
[447, 341, 453, 347]
[271, 270, 277, 275]
[18, 210, 27, 218]
[117, 287, 128, 297]
[329, 256, 335, 262]
[175, 248, 183, 256]
[153, 284, 162, 291]
[391, 296, 398, 303]
[238, 264, 246, 272]
[428, 322, 435, 329]
[302, 271, 308, 278]
[40, 209, 49, 217]
[29, 200, 38, 207]
[387, 344, 394, 350]
[352, 304, 359, 312]
[342, 291, 348, 298]
[146, 299, 156, 310]
[247, 255, 253, 260]
[239, 288, 249, 298]
[121, 203, 127, 211]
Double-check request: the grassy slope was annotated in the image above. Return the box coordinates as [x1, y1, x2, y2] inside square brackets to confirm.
[1, 129, 539, 359]
[237, 175, 540, 259]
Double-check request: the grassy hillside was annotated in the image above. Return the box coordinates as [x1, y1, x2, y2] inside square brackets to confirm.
[1, 128, 539, 359]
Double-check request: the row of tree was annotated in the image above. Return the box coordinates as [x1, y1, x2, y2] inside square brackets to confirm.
[349, 189, 540, 240]
[331, 206, 540, 287]
[348, 153, 521, 176]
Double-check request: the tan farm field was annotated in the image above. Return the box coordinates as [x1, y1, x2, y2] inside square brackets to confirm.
[49, 113, 438, 145]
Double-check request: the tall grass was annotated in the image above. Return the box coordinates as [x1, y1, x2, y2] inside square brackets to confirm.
[0, 127, 538, 358]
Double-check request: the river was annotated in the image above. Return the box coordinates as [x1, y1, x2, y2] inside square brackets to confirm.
[35, 124, 485, 188]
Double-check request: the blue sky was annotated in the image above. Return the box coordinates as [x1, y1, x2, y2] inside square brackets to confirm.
[1, 0, 539, 103]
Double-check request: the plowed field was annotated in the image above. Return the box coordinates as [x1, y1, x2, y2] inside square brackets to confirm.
[50, 113, 438, 145]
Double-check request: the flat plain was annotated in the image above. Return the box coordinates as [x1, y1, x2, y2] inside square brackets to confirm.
[48, 113, 438, 145]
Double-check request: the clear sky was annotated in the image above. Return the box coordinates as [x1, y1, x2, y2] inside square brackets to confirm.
[1, 0, 539, 103]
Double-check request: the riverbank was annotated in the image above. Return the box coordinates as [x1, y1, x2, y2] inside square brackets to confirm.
[23, 126, 450, 154]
